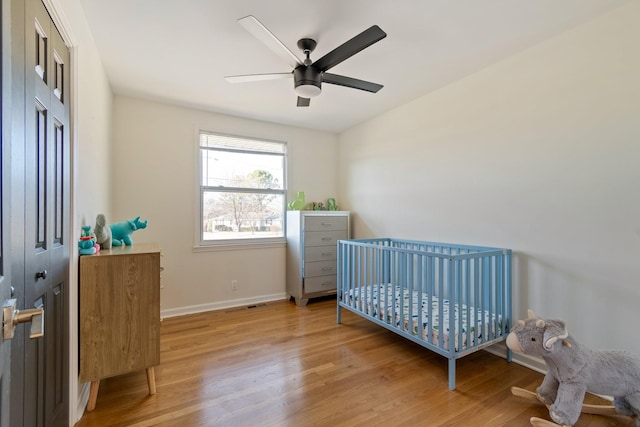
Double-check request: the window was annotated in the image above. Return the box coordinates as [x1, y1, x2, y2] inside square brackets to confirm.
[199, 131, 286, 245]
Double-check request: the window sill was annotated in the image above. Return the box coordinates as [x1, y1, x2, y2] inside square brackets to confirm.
[193, 238, 286, 252]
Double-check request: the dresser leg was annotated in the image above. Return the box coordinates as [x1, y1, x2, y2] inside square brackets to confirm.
[294, 297, 309, 307]
[87, 380, 100, 412]
[146, 367, 156, 395]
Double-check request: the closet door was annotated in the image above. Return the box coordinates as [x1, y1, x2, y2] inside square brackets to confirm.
[1, 2, 16, 426]
[10, 0, 71, 425]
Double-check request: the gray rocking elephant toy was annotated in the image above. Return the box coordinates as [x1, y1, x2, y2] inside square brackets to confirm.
[507, 310, 640, 427]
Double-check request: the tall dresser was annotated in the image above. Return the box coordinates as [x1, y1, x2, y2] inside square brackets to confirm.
[286, 211, 350, 306]
[79, 243, 161, 411]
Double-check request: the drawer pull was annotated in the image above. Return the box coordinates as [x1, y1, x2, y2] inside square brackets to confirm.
[321, 237, 332, 241]
[321, 222, 332, 226]
[321, 252, 333, 256]
[322, 267, 333, 271]
[322, 282, 332, 286]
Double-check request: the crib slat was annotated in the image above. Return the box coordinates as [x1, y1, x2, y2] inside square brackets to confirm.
[454, 257, 462, 354]
[417, 254, 425, 340]
[428, 255, 434, 345]
[505, 250, 513, 362]
[496, 253, 503, 339]
[376, 246, 382, 321]
[438, 254, 444, 349]
[464, 257, 471, 351]
[475, 258, 482, 345]
[337, 241, 343, 323]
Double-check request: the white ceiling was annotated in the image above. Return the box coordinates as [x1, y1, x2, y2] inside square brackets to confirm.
[79, 0, 629, 133]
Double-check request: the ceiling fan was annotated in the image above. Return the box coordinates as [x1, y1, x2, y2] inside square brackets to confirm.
[225, 15, 387, 107]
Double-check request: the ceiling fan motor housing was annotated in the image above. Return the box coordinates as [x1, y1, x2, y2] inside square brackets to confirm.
[293, 66, 322, 97]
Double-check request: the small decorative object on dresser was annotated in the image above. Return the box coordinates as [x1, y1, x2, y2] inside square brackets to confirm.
[78, 225, 98, 255]
[93, 213, 112, 249]
[287, 191, 306, 210]
[286, 210, 350, 306]
[110, 215, 148, 246]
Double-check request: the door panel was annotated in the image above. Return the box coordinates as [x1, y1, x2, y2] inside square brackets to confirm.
[2, 1, 15, 425]
[10, 0, 70, 425]
[9, 0, 28, 422]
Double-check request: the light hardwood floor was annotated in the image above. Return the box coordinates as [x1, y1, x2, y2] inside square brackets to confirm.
[74, 297, 633, 426]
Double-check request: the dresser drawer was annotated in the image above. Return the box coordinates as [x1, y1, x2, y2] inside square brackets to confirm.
[305, 245, 337, 262]
[304, 216, 348, 232]
[304, 230, 346, 247]
[304, 260, 337, 277]
[304, 275, 337, 293]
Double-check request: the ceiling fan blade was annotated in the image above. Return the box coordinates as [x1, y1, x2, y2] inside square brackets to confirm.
[297, 97, 310, 107]
[238, 15, 302, 69]
[225, 73, 292, 83]
[313, 25, 386, 72]
[322, 73, 383, 93]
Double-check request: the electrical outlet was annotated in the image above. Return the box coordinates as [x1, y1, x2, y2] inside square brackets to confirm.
[231, 280, 238, 291]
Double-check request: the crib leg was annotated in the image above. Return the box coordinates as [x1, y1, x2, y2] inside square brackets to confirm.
[337, 303, 342, 324]
[507, 347, 513, 363]
[448, 358, 456, 390]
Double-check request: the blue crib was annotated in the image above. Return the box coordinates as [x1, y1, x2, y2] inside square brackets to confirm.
[336, 238, 512, 390]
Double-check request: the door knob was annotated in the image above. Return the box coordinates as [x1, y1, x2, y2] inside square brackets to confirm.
[35, 270, 47, 280]
[2, 299, 45, 340]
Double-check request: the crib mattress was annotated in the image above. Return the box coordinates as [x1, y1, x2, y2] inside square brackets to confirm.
[346, 284, 504, 351]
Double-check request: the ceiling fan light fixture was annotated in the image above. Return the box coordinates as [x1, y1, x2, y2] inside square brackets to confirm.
[294, 84, 321, 98]
[293, 66, 322, 98]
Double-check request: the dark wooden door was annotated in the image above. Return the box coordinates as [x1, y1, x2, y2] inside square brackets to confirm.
[10, 0, 70, 425]
[1, 2, 15, 426]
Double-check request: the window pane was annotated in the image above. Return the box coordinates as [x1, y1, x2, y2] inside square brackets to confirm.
[202, 191, 283, 240]
[201, 148, 283, 189]
[200, 132, 284, 154]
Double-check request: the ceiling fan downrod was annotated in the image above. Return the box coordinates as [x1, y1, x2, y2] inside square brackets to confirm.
[297, 38, 317, 66]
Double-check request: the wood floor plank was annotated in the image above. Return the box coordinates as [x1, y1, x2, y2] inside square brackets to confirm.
[74, 297, 634, 426]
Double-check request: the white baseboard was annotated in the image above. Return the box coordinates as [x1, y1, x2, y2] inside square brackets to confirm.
[76, 381, 90, 422]
[511, 353, 548, 374]
[484, 343, 548, 375]
[161, 292, 288, 318]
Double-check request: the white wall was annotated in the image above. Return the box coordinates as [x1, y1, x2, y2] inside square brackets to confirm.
[338, 3, 640, 354]
[111, 96, 338, 315]
[46, 0, 114, 423]
[47, 0, 113, 222]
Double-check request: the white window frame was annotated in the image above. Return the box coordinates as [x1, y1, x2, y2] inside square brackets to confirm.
[195, 130, 287, 250]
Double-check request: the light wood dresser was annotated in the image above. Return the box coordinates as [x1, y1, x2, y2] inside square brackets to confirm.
[79, 243, 161, 411]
